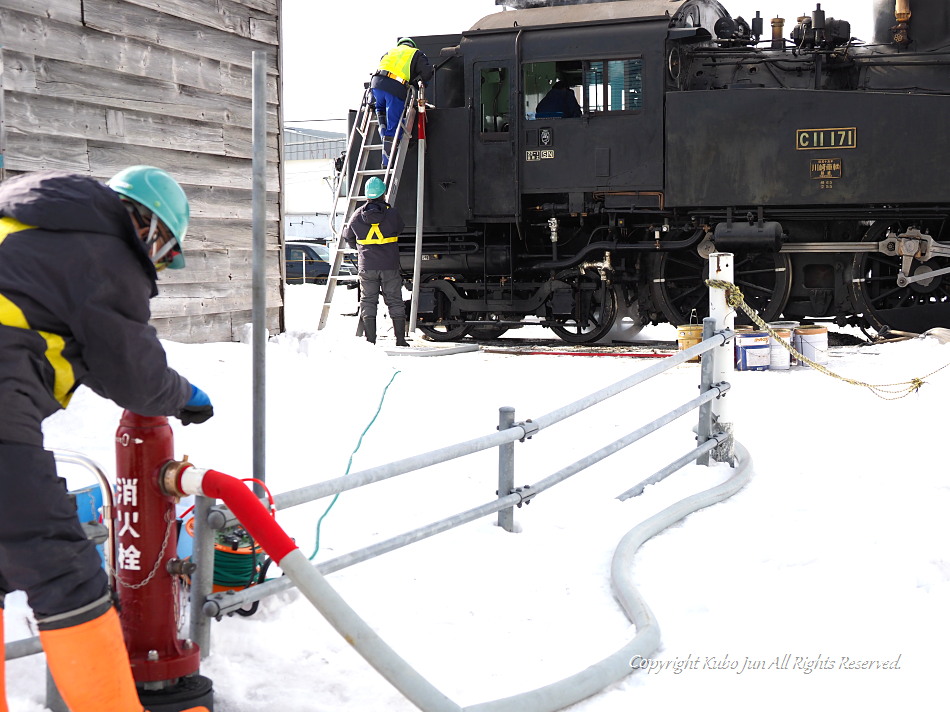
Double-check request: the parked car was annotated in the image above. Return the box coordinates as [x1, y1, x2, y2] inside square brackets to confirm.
[285, 241, 358, 286]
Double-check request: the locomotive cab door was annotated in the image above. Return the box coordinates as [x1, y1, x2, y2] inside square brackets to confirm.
[471, 61, 518, 219]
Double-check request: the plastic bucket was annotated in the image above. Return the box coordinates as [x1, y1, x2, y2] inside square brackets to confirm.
[769, 328, 793, 370]
[735, 332, 771, 371]
[794, 326, 828, 368]
[676, 324, 703, 363]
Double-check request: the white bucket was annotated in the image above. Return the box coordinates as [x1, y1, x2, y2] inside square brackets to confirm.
[768, 321, 801, 365]
[769, 328, 793, 370]
[793, 326, 828, 368]
[735, 332, 770, 371]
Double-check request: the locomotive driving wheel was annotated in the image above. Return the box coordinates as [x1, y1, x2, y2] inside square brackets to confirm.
[851, 220, 950, 334]
[415, 277, 471, 342]
[549, 269, 619, 344]
[651, 245, 791, 326]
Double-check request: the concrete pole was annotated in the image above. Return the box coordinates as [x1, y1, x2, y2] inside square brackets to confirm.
[708, 252, 735, 464]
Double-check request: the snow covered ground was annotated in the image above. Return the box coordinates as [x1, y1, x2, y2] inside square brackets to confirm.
[4, 284, 949, 711]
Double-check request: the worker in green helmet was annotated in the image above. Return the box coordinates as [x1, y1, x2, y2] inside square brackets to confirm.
[0, 168, 212, 712]
[371, 37, 433, 167]
[344, 176, 410, 347]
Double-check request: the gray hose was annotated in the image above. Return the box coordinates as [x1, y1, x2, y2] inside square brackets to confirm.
[463, 442, 752, 712]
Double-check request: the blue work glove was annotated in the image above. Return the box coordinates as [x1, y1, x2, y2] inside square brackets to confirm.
[177, 385, 214, 426]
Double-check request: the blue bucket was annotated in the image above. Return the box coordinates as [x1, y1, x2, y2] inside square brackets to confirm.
[71, 484, 106, 567]
[735, 332, 771, 371]
[72, 484, 103, 524]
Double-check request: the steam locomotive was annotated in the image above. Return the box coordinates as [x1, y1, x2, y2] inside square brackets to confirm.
[383, 0, 950, 342]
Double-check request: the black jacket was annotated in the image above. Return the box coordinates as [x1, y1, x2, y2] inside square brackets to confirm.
[370, 48, 433, 101]
[344, 199, 404, 272]
[0, 171, 192, 446]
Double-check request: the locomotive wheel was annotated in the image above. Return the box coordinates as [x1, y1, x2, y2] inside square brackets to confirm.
[468, 324, 510, 340]
[549, 270, 619, 344]
[651, 248, 791, 326]
[415, 277, 471, 341]
[851, 220, 950, 334]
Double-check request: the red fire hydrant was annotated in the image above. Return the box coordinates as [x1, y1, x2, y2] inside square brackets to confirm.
[114, 410, 212, 710]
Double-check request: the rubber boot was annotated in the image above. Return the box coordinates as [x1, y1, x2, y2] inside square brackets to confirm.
[1, 608, 7, 712]
[363, 316, 377, 344]
[39, 606, 146, 712]
[381, 137, 393, 168]
[393, 318, 410, 347]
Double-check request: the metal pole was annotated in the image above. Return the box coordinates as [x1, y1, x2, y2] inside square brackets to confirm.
[251, 50, 267, 496]
[1, 47, 6, 182]
[497, 406, 516, 532]
[409, 82, 426, 335]
[708, 252, 735, 464]
[189, 495, 216, 658]
[696, 316, 716, 465]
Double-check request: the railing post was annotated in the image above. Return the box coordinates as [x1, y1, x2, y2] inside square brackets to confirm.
[708, 252, 735, 464]
[497, 406, 516, 532]
[189, 495, 216, 657]
[696, 316, 717, 465]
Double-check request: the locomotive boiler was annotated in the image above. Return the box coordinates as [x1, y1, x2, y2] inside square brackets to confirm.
[376, 0, 950, 342]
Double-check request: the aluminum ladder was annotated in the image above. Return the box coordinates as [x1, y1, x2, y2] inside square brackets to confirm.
[317, 83, 418, 331]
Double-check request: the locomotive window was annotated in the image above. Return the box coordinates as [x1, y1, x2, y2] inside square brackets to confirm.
[523, 61, 583, 119]
[585, 59, 643, 113]
[480, 67, 510, 133]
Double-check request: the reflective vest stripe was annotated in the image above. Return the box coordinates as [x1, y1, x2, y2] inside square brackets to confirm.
[377, 46, 416, 84]
[0, 218, 77, 406]
[0, 216, 36, 246]
[356, 223, 398, 245]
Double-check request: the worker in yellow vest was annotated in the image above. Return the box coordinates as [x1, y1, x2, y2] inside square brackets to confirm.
[343, 177, 410, 347]
[370, 37, 432, 167]
[0, 168, 213, 712]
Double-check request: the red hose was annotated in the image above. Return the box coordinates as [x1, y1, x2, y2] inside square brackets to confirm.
[200, 469, 297, 564]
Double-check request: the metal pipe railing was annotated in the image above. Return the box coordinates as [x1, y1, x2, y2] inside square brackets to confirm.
[210, 330, 730, 530]
[200, 332, 733, 618]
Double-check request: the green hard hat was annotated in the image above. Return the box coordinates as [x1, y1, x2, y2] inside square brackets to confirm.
[397, 37, 417, 48]
[365, 177, 386, 199]
[108, 165, 190, 269]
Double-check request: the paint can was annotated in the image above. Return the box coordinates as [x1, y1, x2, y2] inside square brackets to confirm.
[769, 321, 800, 364]
[735, 331, 771, 371]
[768, 328, 793, 370]
[676, 324, 703, 362]
[793, 326, 828, 368]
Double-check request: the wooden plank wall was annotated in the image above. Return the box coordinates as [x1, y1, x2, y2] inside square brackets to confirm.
[0, 0, 284, 342]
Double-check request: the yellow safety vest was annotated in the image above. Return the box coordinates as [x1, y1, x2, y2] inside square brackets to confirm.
[0, 216, 78, 406]
[356, 223, 398, 245]
[377, 46, 417, 84]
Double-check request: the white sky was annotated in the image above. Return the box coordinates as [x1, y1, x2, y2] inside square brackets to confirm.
[281, 0, 876, 132]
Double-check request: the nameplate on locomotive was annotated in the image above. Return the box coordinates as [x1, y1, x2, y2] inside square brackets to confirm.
[796, 127, 857, 150]
[525, 149, 555, 161]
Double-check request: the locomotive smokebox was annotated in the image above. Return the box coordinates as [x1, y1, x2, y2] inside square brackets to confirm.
[874, 0, 950, 49]
[713, 221, 784, 252]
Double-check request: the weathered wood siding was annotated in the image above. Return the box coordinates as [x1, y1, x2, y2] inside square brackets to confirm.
[0, 0, 283, 342]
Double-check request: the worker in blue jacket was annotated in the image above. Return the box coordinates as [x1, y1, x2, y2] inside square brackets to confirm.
[0, 167, 213, 712]
[370, 37, 433, 167]
[344, 177, 410, 347]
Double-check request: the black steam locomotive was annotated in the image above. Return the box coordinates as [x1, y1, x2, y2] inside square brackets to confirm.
[387, 0, 950, 342]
